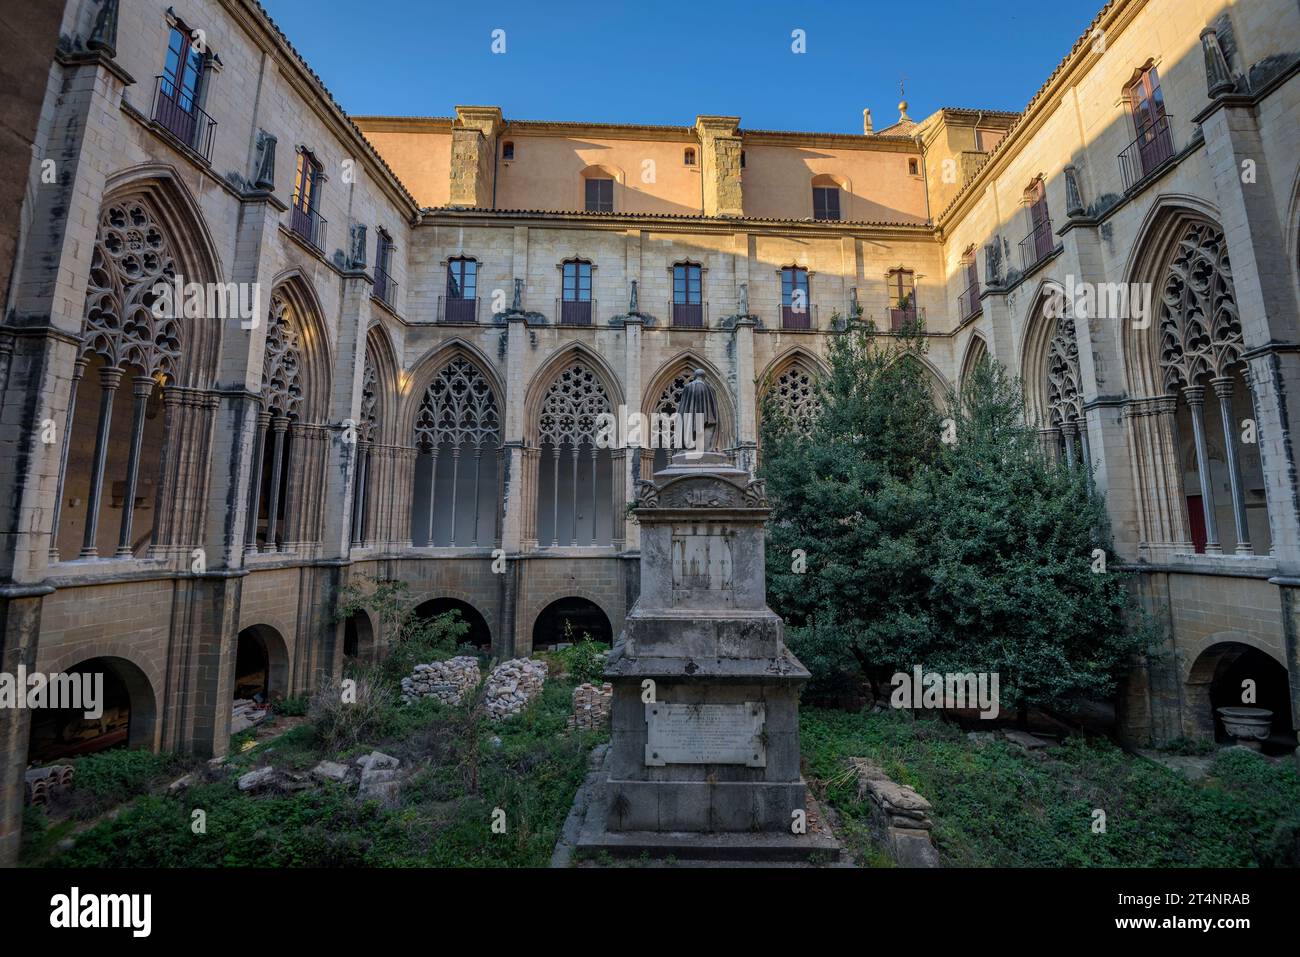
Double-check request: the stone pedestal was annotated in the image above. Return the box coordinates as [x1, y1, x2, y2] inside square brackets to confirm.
[573, 453, 839, 861]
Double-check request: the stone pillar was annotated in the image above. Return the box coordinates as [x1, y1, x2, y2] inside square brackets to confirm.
[500, 314, 529, 552]
[1198, 97, 1300, 570]
[622, 316, 643, 550]
[732, 317, 758, 475]
[449, 106, 502, 208]
[694, 116, 743, 217]
[0, 586, 52, 867]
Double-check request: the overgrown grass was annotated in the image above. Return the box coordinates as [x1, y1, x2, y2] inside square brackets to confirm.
[802, 707, 1300, 868]
[27, 670, 604, 868]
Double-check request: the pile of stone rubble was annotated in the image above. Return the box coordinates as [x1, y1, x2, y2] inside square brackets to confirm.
[849, 757, 940, 868]
[236, 750, 404, 807]
[484, 657, 547, 721]
[400, 656, 481, 706]
[567, 682, 613, 731]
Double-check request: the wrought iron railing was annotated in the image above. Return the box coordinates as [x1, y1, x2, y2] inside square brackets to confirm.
[780, 303, 816, 330]
[289, 203, 327, 251]
[374, 265, 397, 307]
[889, 306, 928, 332]
[557, 298, 595, 326]
[670, 301, 705, 328]
[1019, 217, 1055, 271]
[1119, 113, 1175, 191]
[150, 74, 216, 161]
[958, 280, 982, 320]
[438, 295, 479, 324]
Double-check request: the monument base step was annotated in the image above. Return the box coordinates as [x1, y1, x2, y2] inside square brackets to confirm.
[558, 746, 845, 865]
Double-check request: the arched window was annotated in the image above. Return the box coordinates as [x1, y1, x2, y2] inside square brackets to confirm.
[1157, 222, 1263, 555]
[671, 262, 703, 327]
[780, 266, 811, 329]
[1022, 177, 1053, 269]
[647, 363, 732, 473]
[764, 359, 822, 435]
[411, 357, 501, 547]
[535, 361, 614, 547]
[57, 196, 181, 560]
[683, 147, 696, 166]
[1122, 63, 1173, 185]
[246, 294, 304, 552]
[1046, 317, 1087, 468]
[811, 175, 841, 221]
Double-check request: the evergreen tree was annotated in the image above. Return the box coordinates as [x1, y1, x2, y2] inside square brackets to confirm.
[761, 317, 1142, 713]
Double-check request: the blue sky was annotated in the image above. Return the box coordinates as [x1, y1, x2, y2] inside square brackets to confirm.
[262, 0, 1106, 132]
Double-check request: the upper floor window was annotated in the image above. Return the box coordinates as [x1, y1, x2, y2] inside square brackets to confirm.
[1121, 63, 1174, 186]
[908, 158, 920, 176]
[671, 262, 703, 327]
[683, 147, 696, 166]
[740, 151, 746, 169]
[560, 260, 594, 325]
[374, 229, 395, 305]
[781, 266, 811, 330]
[1021, 177, 1054, 268]
[812, 185, 841, 221]
[888, 268, 916, 331]
[290, 149, 325, 249]
[502, 141, 515, 160]
[959, 247, 980, 320]
[585, 178, 613, 213]
[443, 257, 478, 323]
[154, 24, 215, 158]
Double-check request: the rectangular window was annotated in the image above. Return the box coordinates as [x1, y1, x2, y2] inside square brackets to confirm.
[290, 150, 324, 248]
[812, 186, 841, 221]
[374, 230, 395, 304]
[155, 25, 208, 151]
[562, 261, 592, 301]
[1125, 66, 1174, 182]
[889, 269, 916, 331]
[444, 258, 477, 322]
[781, 267, 811, 329]
[672, 263, 703, 327]
[584, 178, 613, 213]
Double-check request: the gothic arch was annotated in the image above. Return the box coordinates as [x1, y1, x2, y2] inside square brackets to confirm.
[523, 342, 625, 445]
[399, 338, 506, 436]
[265, 272, 332, 425]
[360, 323, 399, 447]
[1019, 279, 1071, 428]
[959, 332, 989, 391]
[642, 351, 737, 452]
[757, 348, 829, 435]
[99, 165, 224, 389]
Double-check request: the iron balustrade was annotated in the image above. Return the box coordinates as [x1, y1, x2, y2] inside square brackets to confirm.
[670, 301, 705, 328]
[438, 295, 480, 324]
[151, 74, 216, 161]
[289, 203, 327, 251]
[958, 280, 982, 320]
[373, 265, 397, 307]
[1119, 113, 1175, 191]
[558, 298, 595, 326]
[1019, 216, 1056, 271]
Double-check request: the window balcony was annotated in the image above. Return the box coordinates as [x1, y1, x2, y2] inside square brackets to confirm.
[289, 204, 327, 252]
[557, 298, 595, 326]
[438, 295, 480, 324]
[1118, 113, 1176, 191]
[889, 306, 926, 332]
[780, 304, 817, 330]
[150, 74, 216, 162]
[1019, 217, 1056, 272]
[670, 301, 706, 328]
[373, 265, 397, 308]
[958, 281, 982, 320]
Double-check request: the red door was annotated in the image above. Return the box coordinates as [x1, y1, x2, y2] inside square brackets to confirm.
[1186, 495, 1207, 553]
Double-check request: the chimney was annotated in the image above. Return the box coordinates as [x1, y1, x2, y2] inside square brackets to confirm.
[863, 108, 873, 135]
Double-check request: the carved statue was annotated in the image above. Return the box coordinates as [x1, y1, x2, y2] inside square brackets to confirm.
[629, 279, 639, 314]
[677, 368, 720, 453]
[738, 281, 749, 317]
[1064, 165, 1085, 217]
[984, 239, 1003, 287]
[348, 223, 367, 270]
[512, 277, 523, 311]
[88, 0, 120, 57]
[253, 130, 278, 191]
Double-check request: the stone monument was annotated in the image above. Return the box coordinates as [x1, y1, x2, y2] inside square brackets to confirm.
[573, 377, 840, 862]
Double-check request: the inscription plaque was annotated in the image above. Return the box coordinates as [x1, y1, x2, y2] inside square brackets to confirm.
[670, 523, 735, 608]
[644, 702, 766, 767]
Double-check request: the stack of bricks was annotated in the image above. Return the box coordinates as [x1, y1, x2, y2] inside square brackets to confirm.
[567, 682, 613, 731]
[484, 658, 548, 721]
[24, 765, 74, 807]
[400, 656, 482, 706]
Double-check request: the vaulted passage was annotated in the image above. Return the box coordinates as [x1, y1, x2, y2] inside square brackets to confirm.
[532, 597, 612, 649]
[26, 658, 155, 765]
[1188, 642, 1295, 754]
[234, 626, 289, 703]
[414, 597, 492, 649]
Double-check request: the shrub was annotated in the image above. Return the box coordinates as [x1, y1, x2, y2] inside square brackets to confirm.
[309, 675, 395, 750]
